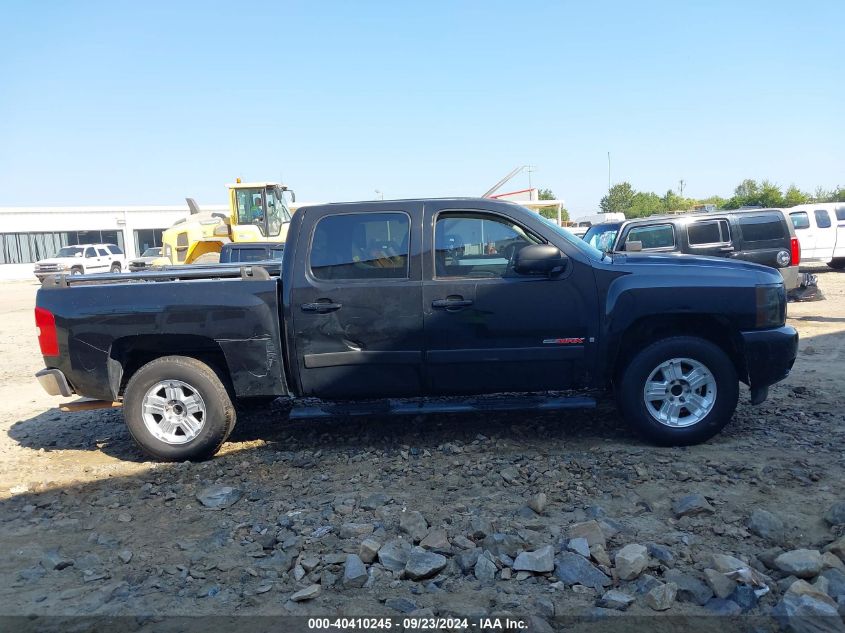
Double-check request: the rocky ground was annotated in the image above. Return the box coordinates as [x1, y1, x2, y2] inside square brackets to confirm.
[1, 268, 844, 632]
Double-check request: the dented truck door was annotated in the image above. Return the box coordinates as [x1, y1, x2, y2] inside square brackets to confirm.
[289, 202, 424, 398]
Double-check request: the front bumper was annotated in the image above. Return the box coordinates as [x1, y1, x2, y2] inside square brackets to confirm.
[35, 368, 74, 397]
[740, 325, 798, 403]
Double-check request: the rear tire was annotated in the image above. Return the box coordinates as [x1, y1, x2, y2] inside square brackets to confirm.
[617, 336, 738, 446]
[828, 258, 845, 270]
[110, 263, 122, 273]
[123, 356, 235, 461]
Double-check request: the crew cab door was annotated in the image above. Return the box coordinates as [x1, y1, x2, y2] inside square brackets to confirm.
[289, 204, 424, 398]
[421, 203, 595, 394]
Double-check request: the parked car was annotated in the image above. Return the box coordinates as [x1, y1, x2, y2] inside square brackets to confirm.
[128, 247, 170, 272]
[33, 243, 125, 281]
[786, 203, 845, 269]
[34, 198, 797, 461]
[218, 242, 285, 264]
[583, 208, 800, 290]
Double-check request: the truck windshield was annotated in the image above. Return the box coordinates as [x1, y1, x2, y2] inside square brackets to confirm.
[537, 215, 603, 259]
[583, 223, 621, 252]
[55, 246, 84, 258]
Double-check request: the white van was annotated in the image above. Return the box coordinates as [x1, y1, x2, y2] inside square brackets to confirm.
[787, 203, 845, 269]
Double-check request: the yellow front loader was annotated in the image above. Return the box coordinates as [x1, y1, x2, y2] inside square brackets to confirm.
[161, 181, 296, 265]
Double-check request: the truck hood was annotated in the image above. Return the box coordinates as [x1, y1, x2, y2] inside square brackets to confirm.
[34, 257, 79, 267]
[609, 252, 783, 284]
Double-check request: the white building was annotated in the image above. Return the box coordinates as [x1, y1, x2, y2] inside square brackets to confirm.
[0, 203, 227, 280]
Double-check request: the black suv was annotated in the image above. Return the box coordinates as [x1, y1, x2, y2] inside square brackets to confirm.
[583, 209, 800, 290]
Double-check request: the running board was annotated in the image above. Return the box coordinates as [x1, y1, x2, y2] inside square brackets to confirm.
[289, 395, 597, 420]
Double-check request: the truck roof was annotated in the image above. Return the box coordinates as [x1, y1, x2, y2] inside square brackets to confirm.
[591, 207, 788, 227]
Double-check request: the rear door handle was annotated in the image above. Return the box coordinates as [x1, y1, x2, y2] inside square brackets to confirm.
[301, 302, 342, 313]
[432, 298, 473, 309]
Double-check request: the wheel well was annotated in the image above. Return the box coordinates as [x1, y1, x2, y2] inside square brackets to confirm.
[612, 314, 746, 386]
[110, 335, 231, 396]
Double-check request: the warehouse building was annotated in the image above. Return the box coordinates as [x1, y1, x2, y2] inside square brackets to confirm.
[0, 203, 226, 280]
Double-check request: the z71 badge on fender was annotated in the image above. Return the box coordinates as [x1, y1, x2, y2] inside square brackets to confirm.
[543, 337, 585, 345]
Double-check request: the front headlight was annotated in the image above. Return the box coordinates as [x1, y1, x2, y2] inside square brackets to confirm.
[755, 283, 786, 328]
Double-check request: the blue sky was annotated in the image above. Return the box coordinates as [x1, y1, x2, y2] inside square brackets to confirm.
[1, 1, 843, 215]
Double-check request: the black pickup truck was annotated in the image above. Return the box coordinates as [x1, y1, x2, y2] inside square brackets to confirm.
[34, 198, 798, 461]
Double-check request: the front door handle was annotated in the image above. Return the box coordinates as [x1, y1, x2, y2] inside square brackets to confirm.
[432, 297, 473, 311]
[301, 302, 342, 313]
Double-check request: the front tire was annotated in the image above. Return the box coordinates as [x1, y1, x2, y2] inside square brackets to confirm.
[123, 356, 235, 461]
[617, 336, 739, 446]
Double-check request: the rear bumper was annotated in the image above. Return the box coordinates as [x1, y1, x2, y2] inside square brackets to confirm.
[740, 326, 798, 402]
[35, 368, 74, 397]
[779, 265, 800, 291]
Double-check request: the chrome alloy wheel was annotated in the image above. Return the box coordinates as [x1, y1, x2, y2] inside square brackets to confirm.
[643, 357, 717, 428]
[141, 380, 206, 444]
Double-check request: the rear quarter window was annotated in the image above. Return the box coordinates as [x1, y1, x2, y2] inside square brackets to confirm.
[790, 211, 810, 230]
[836, 207, 845, 222]
[687, 219, 730, 246]
[815, 210, 832, 228]
[738, 214, 786, 242]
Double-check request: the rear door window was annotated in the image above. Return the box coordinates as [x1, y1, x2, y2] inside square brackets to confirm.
[815, 209, 832, 228]
[790, 211, 810, 230]
[687, 219, 730, 246]
[738, 214, 785, 242]
[310, 212, 410, 280]
[625, 224, 676, 250]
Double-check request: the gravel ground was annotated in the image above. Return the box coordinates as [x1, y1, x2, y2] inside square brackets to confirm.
[1, 269, 844, 632]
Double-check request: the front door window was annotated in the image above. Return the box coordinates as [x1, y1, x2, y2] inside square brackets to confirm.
[434, 212, 539, 278]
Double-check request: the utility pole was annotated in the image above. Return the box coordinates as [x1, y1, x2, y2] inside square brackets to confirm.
[679, 179, 685, 197]
[607, 152, 611, 192]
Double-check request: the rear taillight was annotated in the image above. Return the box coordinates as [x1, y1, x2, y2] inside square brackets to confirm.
[34, 307, 59, 356]
[790, 237, 801, 266]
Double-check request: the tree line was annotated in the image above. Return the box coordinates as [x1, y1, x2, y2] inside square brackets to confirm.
[598, 179, 845, 218]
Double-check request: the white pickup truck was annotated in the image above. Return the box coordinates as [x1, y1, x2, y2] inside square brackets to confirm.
[787, 202, 845, 269]
[33, 243, 126, 281]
